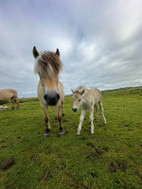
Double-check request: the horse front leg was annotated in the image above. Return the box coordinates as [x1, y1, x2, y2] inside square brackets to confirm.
[77, 108, 86, 136]
[11, 98, 15, 110]
[41, 104, 50, 137]
[56, 104, 64, 136]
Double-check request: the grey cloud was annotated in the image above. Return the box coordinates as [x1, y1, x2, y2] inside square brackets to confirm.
[0, 0, 142, 97]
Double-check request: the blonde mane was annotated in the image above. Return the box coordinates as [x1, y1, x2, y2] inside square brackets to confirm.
[34, 51, 62, 78]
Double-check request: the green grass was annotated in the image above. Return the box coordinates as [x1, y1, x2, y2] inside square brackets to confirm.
[0, 88, 142, 189]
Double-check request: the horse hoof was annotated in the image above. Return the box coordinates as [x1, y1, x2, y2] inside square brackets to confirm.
[59, 132, 64, 137]
[77, 134, 81, 136]
[44, 133, 49, 138]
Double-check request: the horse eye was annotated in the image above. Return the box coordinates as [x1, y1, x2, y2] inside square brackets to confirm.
[79, 99, 81, 102]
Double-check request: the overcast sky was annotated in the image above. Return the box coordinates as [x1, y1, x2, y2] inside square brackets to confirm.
[0, 0, 142, 97]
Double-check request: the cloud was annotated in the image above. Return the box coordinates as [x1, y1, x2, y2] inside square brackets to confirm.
[0, 0, 142, 97]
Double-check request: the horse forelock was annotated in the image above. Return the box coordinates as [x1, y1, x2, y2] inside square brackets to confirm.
[74, 85, 86, 93]
[34, 51, 62, 78]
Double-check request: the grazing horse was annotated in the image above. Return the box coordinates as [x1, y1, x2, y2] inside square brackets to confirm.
[71, 86, 107, 135]
[0, 89, 19, 109]
[33, 46, 65, 137]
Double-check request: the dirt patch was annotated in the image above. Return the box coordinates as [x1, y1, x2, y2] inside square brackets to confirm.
[116, 161, 127, 172]
[0, 145, 9, 149]
[63, 120, 68, 123]
[1, 158, 15, 171]
[90, 172, 97, 178]
[42, 171, 53, 182]
[0, 140, 5, 143]
[103, 147, 109, 152]
[109, 162, 117, 173]
[109, 161, 127, 173]
[79, 136, 87, 140]
[87, 142, 95, 148]
[124, 124, 129, 127]
[98, 124, 103, 127]
[86, 147, 103, 159]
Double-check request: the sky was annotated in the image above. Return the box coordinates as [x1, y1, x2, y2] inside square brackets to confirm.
[0, 0, 142, 97]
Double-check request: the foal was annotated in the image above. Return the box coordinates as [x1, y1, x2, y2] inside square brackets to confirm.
[0, 89, 19, 109]
[33, 46, 65, 137]
[71, 86, 107, 135]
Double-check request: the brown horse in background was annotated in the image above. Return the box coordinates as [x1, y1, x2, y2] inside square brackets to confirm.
[33, 46, 65, 137]
[0, 89, 19, 109]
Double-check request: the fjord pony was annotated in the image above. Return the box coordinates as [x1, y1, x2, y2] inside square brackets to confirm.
[71, 86, 107, 135]
[0, 89, 19, 109]
[33, 46, 65, 137]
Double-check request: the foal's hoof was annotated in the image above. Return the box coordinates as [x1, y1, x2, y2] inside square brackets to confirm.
[59, 132, 64, 137]
[44, 133, 49, 138]
[77, 133, 81, 136]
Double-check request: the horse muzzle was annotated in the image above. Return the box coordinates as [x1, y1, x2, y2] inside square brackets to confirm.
[44, 93, 60, 106]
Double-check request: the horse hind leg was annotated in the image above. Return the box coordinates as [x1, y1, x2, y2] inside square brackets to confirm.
[15, 97, 19, 109]
[94, 104, 99, 122]
[99, 102, 107, 125]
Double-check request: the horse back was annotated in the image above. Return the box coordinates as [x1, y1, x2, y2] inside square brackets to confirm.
[0, 89, 18, 101]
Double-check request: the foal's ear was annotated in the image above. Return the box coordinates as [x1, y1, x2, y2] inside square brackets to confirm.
[56, 48, 60, 57]
[71, 89, 74, 94]
[33, 46, 39, 59]
[80, 89, 85, 95]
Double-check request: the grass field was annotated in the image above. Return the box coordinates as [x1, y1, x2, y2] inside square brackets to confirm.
[0, 88, 142, 189]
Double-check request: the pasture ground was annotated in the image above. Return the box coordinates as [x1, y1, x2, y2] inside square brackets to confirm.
[0, 88, 142, 189]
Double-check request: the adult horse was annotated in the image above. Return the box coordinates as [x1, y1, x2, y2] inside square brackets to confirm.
[33, 46, 65, 137]
[0, 89, 19, 109]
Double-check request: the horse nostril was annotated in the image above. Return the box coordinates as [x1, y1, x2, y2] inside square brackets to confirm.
[44, 94, 47, 101]
[57, 93, 60, 100]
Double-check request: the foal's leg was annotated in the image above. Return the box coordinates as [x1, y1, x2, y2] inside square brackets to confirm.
[56, 104, 64, 136]
[94, 104, 99, 122]
[77, 109, 86, 135]
[41, 104, 50, 137]
[99, 102, 107, 125]
[89, 107, 94, 134]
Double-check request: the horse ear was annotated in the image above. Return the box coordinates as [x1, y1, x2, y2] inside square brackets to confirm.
[33, 46, 39, 59]
[80, 89, 85, 95]
[71, 89, 74, 94]
[56, 48, 60, 57]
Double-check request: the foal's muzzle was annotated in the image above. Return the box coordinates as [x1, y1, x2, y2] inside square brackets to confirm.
[44, 93, 60, 106]
[72, 107, 77, 112]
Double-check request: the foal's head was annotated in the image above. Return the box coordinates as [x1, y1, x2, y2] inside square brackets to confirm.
[33, 46, 62, 106]
[71, 86, 86, 112]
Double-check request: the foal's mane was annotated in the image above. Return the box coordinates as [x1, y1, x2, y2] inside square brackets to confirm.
[34, 51, 62, 78]
[74, 85, 86, 93]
